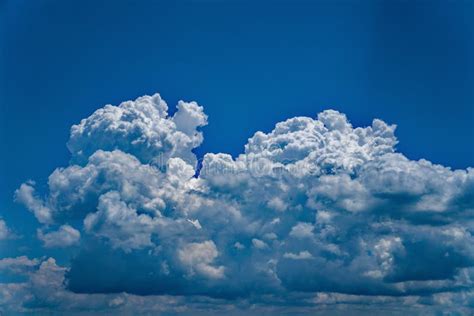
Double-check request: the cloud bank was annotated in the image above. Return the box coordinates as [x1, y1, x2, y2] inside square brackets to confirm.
[6, 93, 474, 314]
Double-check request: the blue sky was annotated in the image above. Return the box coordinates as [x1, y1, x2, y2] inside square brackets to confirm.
[1, 0, 474, 314]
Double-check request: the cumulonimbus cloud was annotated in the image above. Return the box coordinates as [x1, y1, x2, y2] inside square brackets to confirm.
[9, 93, 474, 313]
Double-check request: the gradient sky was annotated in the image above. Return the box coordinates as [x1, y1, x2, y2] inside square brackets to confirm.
[1, 1, 474, 314]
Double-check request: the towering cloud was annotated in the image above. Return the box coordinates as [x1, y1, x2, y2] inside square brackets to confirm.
[10, 93, 474, 314]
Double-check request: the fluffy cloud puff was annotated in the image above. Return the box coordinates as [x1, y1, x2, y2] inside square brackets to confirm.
[12, 93, 474, 313]
[67, 94, 207, 167]
[37, 224, 80, 248]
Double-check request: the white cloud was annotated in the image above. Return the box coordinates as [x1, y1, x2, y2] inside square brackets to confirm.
[0, 256, 39, 274]
[289, 222, 314, 239]
[37, 225, 80, 248]
[252, 238, 268, 249]
[178, 240, 225, 279]
[234, 242, 245, 249]
[14, 182, 52, 224]
[0, 219, 12, 240]
[172, 100, 208, 137]
[67, 93, 206, 168]
[84, 191, 160, 252]
[186, 219, 202, 230]
[283, 251, 313, 260]
[372, 236, 404, 277]
[13, 93, 474, 313]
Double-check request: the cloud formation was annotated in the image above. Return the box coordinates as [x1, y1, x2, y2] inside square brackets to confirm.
[9, 93, 474, 314]
[0, 219, 12, 240]
[37, 224, 80, 248]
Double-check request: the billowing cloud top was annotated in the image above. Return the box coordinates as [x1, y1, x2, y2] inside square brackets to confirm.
[7, 93, 474, 314]
[67, 94, 207, 167]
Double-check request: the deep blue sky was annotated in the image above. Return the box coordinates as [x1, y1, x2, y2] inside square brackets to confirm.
[0, 0, 473, 257]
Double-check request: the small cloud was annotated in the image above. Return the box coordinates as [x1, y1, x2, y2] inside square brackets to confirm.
[14, 182, 52, 224]
[234, 242, 245, 249]
[289, 222, 314, 239]
[283, 251, 313, 260]
[186, 218, 202, 230]
[0, 219, 14, 240]
[252, 238, 268, 249]
[37, 225, 80, 248]
[0, 256, 39, 274]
